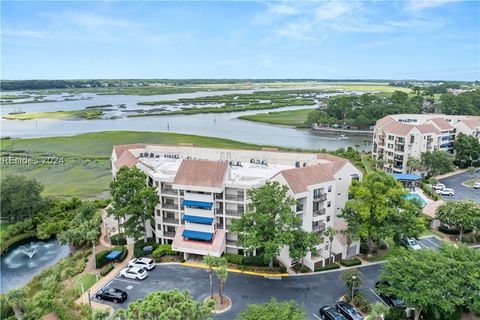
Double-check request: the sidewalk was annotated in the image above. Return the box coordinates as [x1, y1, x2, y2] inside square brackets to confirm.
[434, 169, 468, 180]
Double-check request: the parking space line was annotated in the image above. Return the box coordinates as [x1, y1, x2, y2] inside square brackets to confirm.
[422, 237, 440, 248]
[369, 288, 389, 307]
[417, 241, 429, 248]
[312, 314, 322, 320]
[112, 277, 142, 285]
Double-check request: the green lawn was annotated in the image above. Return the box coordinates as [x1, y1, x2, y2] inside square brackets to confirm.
[0, 131, 261, 198]
[72, 272, 98, 293]
[464, 178, 480, 187]
[238, 108, 315, 127]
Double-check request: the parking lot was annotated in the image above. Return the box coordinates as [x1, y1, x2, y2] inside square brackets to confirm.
[439, 171, 480, 203]
[92, 236, 443, 320]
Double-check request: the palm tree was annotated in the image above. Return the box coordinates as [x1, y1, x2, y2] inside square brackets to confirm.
[203, 255, 218, 299]
[324, 226, 337, 264]
[407, 157, 421, 174]
[366, 302, 389, 320]
[341, 228, 359, 258]
[6, 288, 26, 320]
[216, 262, 228, 305]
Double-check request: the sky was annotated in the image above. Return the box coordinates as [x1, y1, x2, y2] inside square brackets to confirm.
[1, 1, 479, 80]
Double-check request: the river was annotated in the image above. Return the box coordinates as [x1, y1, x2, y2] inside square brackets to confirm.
[1, 89, 369, 150]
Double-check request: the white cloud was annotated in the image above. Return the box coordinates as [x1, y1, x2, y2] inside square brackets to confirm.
[268, 4, 299, 16]
[406, 0, 459, 11]
[314, 1, 352, 21]
[1, 28, 50, 39]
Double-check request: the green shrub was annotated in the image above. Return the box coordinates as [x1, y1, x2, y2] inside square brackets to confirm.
[95, 250, 110, 268]
[352, 293, 371, 313]
[292, 264, 310, 273]
[343, 294, 352, 303]
[152, 244, 176, 261]
[244, 255, 269, 266]
[0, 294, 14, 319]
[279, 266, 287, 273]
[378, 241, 388, 250]
[134, 247, 145, 258]
[100, 264, 114, 276]
[0, 231, 37, 255]
[110, 233, 127, 246]
[224, 253, 245, 265]
[133, 238, 159, 257]
[314, 263, 340, 272]
[6, 219, 34, 237]
[340, 258, 362, 267]
[385, 307, 407, 320]
[437, 225, 472, 235]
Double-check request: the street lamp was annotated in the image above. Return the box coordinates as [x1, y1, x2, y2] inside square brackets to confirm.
[351, 275, 357, 299]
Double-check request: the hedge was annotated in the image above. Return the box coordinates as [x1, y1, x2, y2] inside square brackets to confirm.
[110, 233, 127, 246]
[152, 244, 176, 261]
[340, 258, 362, 267]
[100, 264, 114, 276]
[134, 239, 159, 257]
[314, 263, 340, 272]
[95, 250, 110, 268]
[224, 253, 245, 265]
[112, 246, 128, 262]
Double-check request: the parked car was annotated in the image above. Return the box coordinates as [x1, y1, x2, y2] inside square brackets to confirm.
[403, 238, 422, 250]
[438, 188, 455, 196]
[375, 281, 406, 308]
[319, 305, 347, 320]
[335, 301, 363, 320]
[119, 266, 148, 280]
[95, 288, 127, 303]
[128, 257, 155, 271]
[432, 183, 445, 190]
[473, 182, 480, 189]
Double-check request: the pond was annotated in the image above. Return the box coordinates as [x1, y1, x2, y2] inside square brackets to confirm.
[0, 238, 70, 293]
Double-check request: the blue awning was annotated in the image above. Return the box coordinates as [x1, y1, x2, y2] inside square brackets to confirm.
[183, 215, 213, 225]
[182, 200, 213, 209]
[391, 173, 421, 181]
[106, 250, 122, 260]
[182, 230, 213, 241]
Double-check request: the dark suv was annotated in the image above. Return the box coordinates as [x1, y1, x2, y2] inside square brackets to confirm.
[319, 305, 347, 320]
[95, 287, 127, 303]
[375, 281, 406, 308]
[335, 301, 363, 320]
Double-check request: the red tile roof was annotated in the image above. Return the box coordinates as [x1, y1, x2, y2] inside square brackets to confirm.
[113, 144, 147, 158]
[278, 164, 335, 194]
[430, 118, 454, 130]
[460, 117, 480, 129]
[173, 159, 228, 188]
[113, 150, 139, 169]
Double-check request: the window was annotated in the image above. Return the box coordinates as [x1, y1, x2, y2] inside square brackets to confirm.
[327, 201, 331, 208]
[313, 202, 320, 211]
[387, 143, 394, 149]
[313, 188, 322, 198]
[327, 186, 332, 192]
[388, 135, 394, 140]
[326, 216, 330, 222]
[410, 135, 415, 143]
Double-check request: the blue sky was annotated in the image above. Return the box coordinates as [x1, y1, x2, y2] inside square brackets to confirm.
[1, 1, 479, 80]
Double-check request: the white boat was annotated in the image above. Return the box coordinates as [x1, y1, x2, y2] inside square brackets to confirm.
[338, 134, 349, 140]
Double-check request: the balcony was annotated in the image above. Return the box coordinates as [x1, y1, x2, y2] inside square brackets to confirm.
[312, 222, 326, 233]
[225, 209, 243, 217]
[163, 231, 176, 238]
[296, 204, 304, 213]
[215, 193, 224, 200]
[161, 188, 178, 195]
[225, 194, 245, 202]
[162, 203, 178, 210]
[313, 208, 326, 217]
[162, 217, 178, 224]
[215, 223, 224, 229]
[313, 193, 327, 202]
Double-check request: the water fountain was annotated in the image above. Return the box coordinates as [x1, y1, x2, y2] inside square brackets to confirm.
[0, 238, 70, 293]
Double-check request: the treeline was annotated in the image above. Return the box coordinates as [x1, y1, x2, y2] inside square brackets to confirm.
[1, 79, 391, 91]
[389, 80, 477, 93]
[306, 90, 480, 129]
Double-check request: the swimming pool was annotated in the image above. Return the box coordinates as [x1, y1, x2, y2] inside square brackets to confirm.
[405, 193, 427, 207]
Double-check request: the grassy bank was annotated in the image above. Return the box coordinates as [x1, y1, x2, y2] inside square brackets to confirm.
[3, 109, 103, 120]
[464, 178, 480, 186]
[0, 131, 260, 198]
[238, 108, 315, 127]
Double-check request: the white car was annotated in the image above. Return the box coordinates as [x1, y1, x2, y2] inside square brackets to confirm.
[407, 238, 422, 251]
[128, 257, 155, 271]
[438, 188, 455, 196]
[119, 266, 148, 280]
[432, 183, 445, 190]
[473, 182, 480, 189]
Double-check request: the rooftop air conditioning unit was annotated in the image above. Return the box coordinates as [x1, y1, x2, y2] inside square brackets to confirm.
[295, 161, 300, 168]
[250, 159, 255, 164]
[303, 162, 307, 167]
[261, 160, 267, 165]
[150, 153, 154, 158]
[187, 156, 191, 160]
[155, 155, 160, 158]
[236, 161, 241, 166]
[139, 153, 144, 157]
[256, 159, 261, 164]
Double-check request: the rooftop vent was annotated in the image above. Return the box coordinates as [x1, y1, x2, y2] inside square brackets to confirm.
[303, 162, 307, 167]
[295, 161, 300, 168]
[150, 153, 154, 158]
[250, 159, 255, 164]
[261, 160, 267, 165]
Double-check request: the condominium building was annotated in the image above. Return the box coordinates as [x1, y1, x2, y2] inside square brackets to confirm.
[372, 114, 480, 174]
[111, 144, 362, 270]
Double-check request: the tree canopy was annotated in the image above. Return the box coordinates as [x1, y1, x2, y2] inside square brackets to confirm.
[453, 133, 480, 168]
[1, 175, 44, 221]
[230, 181, 319, 268]
[378, 245, 480, 320]
[58, 202, 101, 249]
[236, 298, 306, 320]
[340, 170, 425, 253]
[109, 166, 158, 242]
[114, 289, 214, 320]
[436, 200, 480, 241]
[420, 151, 455, 177]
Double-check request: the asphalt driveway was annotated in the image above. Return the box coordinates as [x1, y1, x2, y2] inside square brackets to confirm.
[93, 263, 383, 319]
[439, 171, 480, 203]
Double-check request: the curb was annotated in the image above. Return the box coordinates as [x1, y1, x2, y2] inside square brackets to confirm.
[180, 262, 289, 277]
